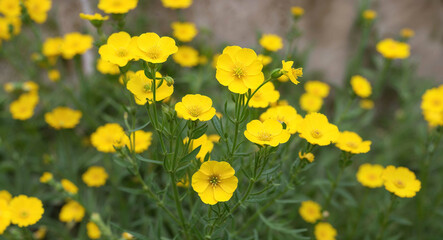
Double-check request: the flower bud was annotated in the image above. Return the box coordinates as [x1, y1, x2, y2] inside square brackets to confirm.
[271, 68, 283, 79]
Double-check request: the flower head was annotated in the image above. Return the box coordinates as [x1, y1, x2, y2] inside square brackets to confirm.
[175, 94, 216, 121]
[216, 46, 264, 94]
[97, 58, 120, 75]
[244, 119, 290, 147]
[376, 38, 410, 59]
[173, 46, 199, 67]
[350, 75, 372, 98]
[82, 166, 108, 187]
[192, 161, 238, 205]
[314, 222, 337, 240]
[0, 199, 11, 234]
[59, 200, 85, 222]
[39, 172, 53, 183]
[382, 166, 421, 198]
[0, 190, 12, 203]
[0, 16, 21, 40]
[42, 37, 63, 57]
[171, 22, 198, 42]
[161, 0, 192, 9]
[421, 85, 443, 127]
[291, 6, 304, 17]
[48, 69, 60, 82]
[335, 131, 371, 154]
[128, 130, 153, 153]
[126, 71, 173, 105]
[248, 82, 280, 108]
[362, 9, 376, 20]
[132, 32, 178, 63]
[87, 221, 101, 239]
[61, 32, 93, 59]
[79, 13, 109, 21]
[99, 32, 135, 67]
[24, 0, 51, 24]
[305, 81, 330, 98]
[91, 123, 129, 153]
[184, 134, 214, 161]
[356, 163, 384, 188]
[61, 179, 78, 194]
[0, 0, 21, 17]
[44, 107, 82, 129]
[298, 113, 339, 146]
[299, 200, 322, 223]
[260, 105, 303, 134]
[98, 0, 138, 14]
[299, 151, 315, 163]
[9, 92, 39, 120]
[10, 195, 44, 227]
[401, 28, 415, 39]
[259, 34, 283, 52]
[300, 93, 323, 113]
[281, 60, 303, 84]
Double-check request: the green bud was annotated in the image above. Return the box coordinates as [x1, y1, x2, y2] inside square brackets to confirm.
[271, 68, 283, 79]
[164, 76, 174, 86]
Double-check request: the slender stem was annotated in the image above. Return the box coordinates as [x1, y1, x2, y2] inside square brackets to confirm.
[169, 172, 190, 240]
[376, 195, 397, 240]
[324, 166, 345, 210]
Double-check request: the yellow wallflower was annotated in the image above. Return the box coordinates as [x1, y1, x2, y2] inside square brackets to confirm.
[171, 22, 198, 42]
[39, 172, 53, 183]
[356, 163, 384, 188]
[161, 0, 192, 9]
[257, 54, 272, 66]
[0, 16, 21, 40]
[61, 179, 78, 194]
[305, 81, 330, 98]
[291, 6, 305, 17]
[99, 31, 136, 67]
[9, 92, 39, 120]
[0, 190, 12, 202]
[281, 60, 303, 84]
[191, 161, 238, 205]
[128, 130, 152, 153]
[98, 0, 138, 14]
[298, 113, 339, 146]
[249, 82, 280, 108]
[97, 58, 120, 75]
[360, 99, 374, 110]
[122, 232, 134, 240]
[44, 107, 82, 129]
[259, 34, 283, 52]
[61, 32, 93, 59]
[42, 37, 63, 57]
[299, 151, 315, 163]
[314, 222, 337, 240]
[300, 93, 323, 113]
[244, 119, 290, 146]
[216, 46, 264, 94]
[126, 71, 173, 105]
[335, 131, 371, 154]
[175, 94, 216, 121]
[86, 222, 101, 239]
[260, 105, 303, 134]
[376, 38, 410, 59]
[59, 200, 85, 222]
[350, 75, 372, 98]
[82, 166, 109, 187]
[0, 199, 10, 234]
[79, 13, 109, 21]
[0, 0, 21, 17]
[91, 123, 129, 153]
[10, 195, 44, 227]
[184, 134, 214, 161]
[24, 0, 51, 24]
[173, 46, 199, 67]
[131, 32, 178, 63]
[382, 166, 421, 198]
[401, 28, 415, 39]
[48, 69, 60, 82]
[362, 9, 376, 20]
[299, 200, 322, 223]
[421, 85, 443, 127]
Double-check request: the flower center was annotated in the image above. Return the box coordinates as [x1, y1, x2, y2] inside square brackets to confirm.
[310, 129, 322, 139]
[368, 174, 377, 180]
[346, 142, 358, 149]
[233, 66, 245, 79]
[187, 105, 202, 117]
[209, 175, 220, 186]
[257, 131, 273, 141]
[143, 84, 151, 93]
[146, 47, 161, 60]
[112, 0, 122, 7]
[394, 180, 405, 189]
[20, 210, 29, 219]
[115, 48, 128, 58]
[432, 99, 441, 106]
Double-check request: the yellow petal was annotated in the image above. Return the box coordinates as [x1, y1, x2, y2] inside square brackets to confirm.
[191, 171, 209, 193]
[228, 78, 248, 94]
[108, 31, 131, 47]
[219, 176, 238, 193]
[213, 185, 233, 202]
[198, 186, 217, 205]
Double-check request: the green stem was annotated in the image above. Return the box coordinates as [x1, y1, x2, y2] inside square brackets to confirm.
[324, 166, 345, 210]
[169, 173, 190, 240]
[376, 194, 397, 240]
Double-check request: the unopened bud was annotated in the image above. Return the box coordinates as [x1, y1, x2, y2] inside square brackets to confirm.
[271, 68, 283, 79]
[164, 76, 174, 86]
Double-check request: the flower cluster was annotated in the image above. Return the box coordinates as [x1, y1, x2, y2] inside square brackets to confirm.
[300, 81, 330, 112]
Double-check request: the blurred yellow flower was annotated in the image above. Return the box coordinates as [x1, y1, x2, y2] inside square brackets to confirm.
[48, 69, 60, 82]
[421, 85, 443, 127]
[0, 190, 11, 203]
[335, 131, 371, 154]
[401, 28, 415, 39]
[87, 221, 101, 239]
[260, 105, 303, 134]
[257, 54, 272, 66]
[171, 22, 198, 42]
[184, 134, 214, 161]
[10, 195, 44, 227]
[350, 75, 372, 98]
[173, 46, 199, 67]
[291, 6, 304, 17]
[126, 71, 173, 104]
[360, 99, 374, 110]
[44, 107, 82, 129]
[91, 123, 129, 153]
[122, 232, 134, 239]
[356, 163, 384, 188]
[259, 34, 283, 52]
[0, 199, 10, 234]
[175, 94, 216, 121]
[33, 226, 47, 239]
[305, 81, 330, 98]
[376, 38, 410, 59]
[9, 92, 39, 120]
[299, 151, 315, 163]
[281, 60, 303, 84]
[79, 13, 109, 21]
[191, 161, 238, 205]
[362, 9, 376, 20]
[97, 58, 120, 75]
[61, 32, 93, 59]
[248, 82, 280, 108]
[299, 200, 322, 223]
[128, 130, 153, 153]
[298, 112, 339, 146]
[0, 0, 21, 17]
[119, 70, 136, 85]
[42, 37, 63, 57]
[212, 53, 220, 69]
[208, 134, 221, 143]
[161, 0, 192, 9]
[300, 93, 323, 113]
[216, 46, 264, 94]
[82, 166, 109, 187]
[23, 81, 39, 92]
[39, 172, 53, 183]
[314, 222, 337, 240]
[99, 31, 135, 67]
[0, 16, 21, 40]
[61, 179, 78, 194]
[59, 200, 85, 222]
[382, 165, 421, 198]
[24, 0, 51, 24]
[98, 0, 138, 14]
[132, 32, 178, 63]
[244, 119, 290, 147]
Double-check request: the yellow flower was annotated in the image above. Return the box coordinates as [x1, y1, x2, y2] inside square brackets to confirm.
[3, 82, 14, 92]
[131, 32, 178, 63]
[173, 46, 199, 67]
[216, 46, 264, 94]
[191, 161, 238, 205]
[291, 6, 304, 17]
[61, 32, 93, 59]
[356, 163, 384, 188]
[212, 53, 220, 69]
[177, 177, 190, 188]
[24, 0, 51, 24]
[259, 34, 283, 52]
[300, 93, 323, 113]
[382, 166, 421, 198]
[128, 130, 153, 153]
[299, 151, 315, 163]
[99, 31, 135, 67]
[61, 179, 78, 194]
[39, 172, 53, 183]
[126, 71, 173, 105]
[161, 0, 192, 9]
[260, 105, 303, 134]
[23, 81, 39, 92]
[0, 16, 21, 40]
[59, 200, 85, 222]
[350, 75, 372, 98]
[376, 38, 410, 59]
[9, 92, 39, 120]
[208, 134, 221, 143]
[335, 131, 371, 154]
[314, 222, 337, 240]
[299, 200, 322, 223]
[119, 70, 136, 85]
[298, 113, 339, 146]
[0, 190, 12, 203]
[277, 75, 289, 82]
[423, 110, 443, 127]
[82, 166, 109, 187]
[175, 94, 216, 121]
[305, 81, 330, 98]
[97, 58, 120, 75]
[10, 195, 44, 227]
[87, 222, 101, 239]
[122, 232, 134, 240]
[0, 0, 21, 17]
[44, 107, 82, 129]
[360, 99, 374, 110]
[0, 199, 10, 234]
[33, 226, 47, 239]
[48, 69, 60, 82]
[362, 9, 376, 20]
[184, 134, 214, 161]
[244, 119, 290, 147]
[421, 85, 443, 127]
[281, 60, 303, 84]
[79, 13, 109, 21]
[249, 82, 280, 108]
[91, 123, 129, 153]
[42, 37, 63, 57]
[98, 0, 138, 14]
[171, 22, 198, 42]
[401, 28, 415, 39]
[257, 54, 272, 66]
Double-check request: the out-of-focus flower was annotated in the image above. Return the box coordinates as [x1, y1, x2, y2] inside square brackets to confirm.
[300, 93, 323, 113]
[173, 46, 199, 67]
[291, 6, 304, 17]
[257, 54, 272, 66]
[259, 34, 283, 52]
[10, 195, 44, 227]
[335, 131, 371, 154]
[39, 172, 53, 183]
[61, 32, 93, 59]
[82, 166, 109, 187]
[184, 134, 214, 161]
[61, 179, 78, 194]
[44, 107, 82, 129]
[382, 165, 421, 198]
[126, 71, 173, 104]
[360, 99, 374, 110]
[43, 37, 63, 57]
[128, 130, 153, 153]
[314, 222, 337, 240]
[48, 69, 60, 82]
[401, 28, 415, 39]
[0, 0, 21, 17]
[362, 9, 376, 20]
[59, 200, 85, 222]
[24, 0, 51, 24]
[421, 85, 443, 127]
[298, 113, 339, 146]
[9, 92, 39, 120]
[356, 163, 384, 188]
[91, 123, 129, 153]
[171, 22, 198, 42]
[161, 0, 192, 9]
[350, 75, 372, 98]
[98, 0, 138, 14]
[97, 58, 120, 75]
[87, 222, 101, 239]
[376, 38, 410, 59]
[299, 200, 321, 223]
[305, 81, 330, 98]
[248, 82, 280, 108]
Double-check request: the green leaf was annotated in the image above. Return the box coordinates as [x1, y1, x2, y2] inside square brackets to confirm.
[129, 121, 151, 132]
[259, 214, 308, 238]
[136, 155, 163, 165]
[190, 124, 208, 139]
[179, 146, 201, 164]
